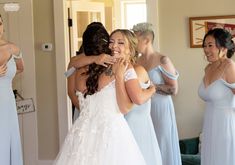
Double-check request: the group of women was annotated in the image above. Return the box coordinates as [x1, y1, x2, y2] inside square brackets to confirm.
[0, 13, 235, 165]
[56, 22, 180, 165]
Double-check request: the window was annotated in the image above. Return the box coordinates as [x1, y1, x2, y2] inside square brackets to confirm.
[121, 1, 146, 29]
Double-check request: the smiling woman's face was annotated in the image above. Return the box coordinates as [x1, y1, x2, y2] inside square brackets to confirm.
[203, 35, 225, 63]
[109, 31, 130, 61]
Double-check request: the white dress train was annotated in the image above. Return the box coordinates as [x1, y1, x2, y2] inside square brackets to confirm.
[53, 69, 146, 165]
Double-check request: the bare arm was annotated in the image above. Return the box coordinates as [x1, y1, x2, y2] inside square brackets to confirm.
[155, 84, 176, 95]
[114, 59, 133, 114]
[67, 61, 80, 110]
[125, 65, 155, 105]
[67, 71, 80, 110]
[67, 61, 88, 110]
[69, 53, 116, 68]
[156, 55, 178, 95]
[15, 58, 24, 74]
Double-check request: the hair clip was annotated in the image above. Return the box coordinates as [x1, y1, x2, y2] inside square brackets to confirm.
[102, 38, 108, 43]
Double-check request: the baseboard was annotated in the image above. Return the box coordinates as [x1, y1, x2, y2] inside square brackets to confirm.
[37, 160, 53, 165]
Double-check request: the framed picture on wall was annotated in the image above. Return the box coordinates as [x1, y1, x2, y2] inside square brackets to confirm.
[189, 15, 235, 48]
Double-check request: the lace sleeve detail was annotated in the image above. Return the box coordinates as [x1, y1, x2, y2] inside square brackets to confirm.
[124, 68, 137, 82]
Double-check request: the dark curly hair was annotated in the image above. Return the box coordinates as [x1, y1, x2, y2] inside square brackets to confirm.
[82, 22, 111, 97]
[202, 28, 235, 58]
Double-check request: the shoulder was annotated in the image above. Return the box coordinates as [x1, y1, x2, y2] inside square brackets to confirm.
[8, 42, 20, 55]
[159, 54, 176, 70]
[134, 64, 150, 83]
[134, 64, 147, 74]
[223, 59, 235, 82]
[159, 55, 171, 65]
[224, 58, 235, 73]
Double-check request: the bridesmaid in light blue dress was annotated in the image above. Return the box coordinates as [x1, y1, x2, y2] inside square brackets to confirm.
[198, 28, 235, 165]
[148, 65, 181, 165]
[125, 64, 162, 165]
[0, 14, 24, 165]
[132, 22, 182, 165]
[0, 55, 23, 165]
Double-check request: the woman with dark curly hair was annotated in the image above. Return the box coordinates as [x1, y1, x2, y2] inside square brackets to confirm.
[53, 23, 151, 165]
[198, 28, 235, 165]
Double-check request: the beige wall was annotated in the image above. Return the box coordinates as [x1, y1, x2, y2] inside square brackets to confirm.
[158, 0, 235, 138]
[32, 0, 235, 161]
[33, 0, 59, 160]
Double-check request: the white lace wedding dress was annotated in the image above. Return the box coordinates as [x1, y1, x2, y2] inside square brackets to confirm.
[53, 69, 146, 165]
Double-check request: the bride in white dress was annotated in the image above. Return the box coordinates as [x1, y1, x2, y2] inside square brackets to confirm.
[53, 24, 154, 165]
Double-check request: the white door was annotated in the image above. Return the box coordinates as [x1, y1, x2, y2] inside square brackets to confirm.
[68, 1, 105, 57]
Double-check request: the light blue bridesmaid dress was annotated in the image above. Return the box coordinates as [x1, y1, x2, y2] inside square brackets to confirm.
[125, 81, 162, 165]
[198, 79, 235, 165]
[148, 65, 181, 165]
[0, 56, 23, 165]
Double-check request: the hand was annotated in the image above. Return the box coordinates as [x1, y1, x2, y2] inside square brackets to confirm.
[95, 53, 117, 67]
[148, 81, 156, 93]
[149, 85, 156, 94]
[113, 58, 128, 79]
[0, 64, 7, 77]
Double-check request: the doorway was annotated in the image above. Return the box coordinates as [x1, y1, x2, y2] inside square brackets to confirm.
[67, 1, 105, 58]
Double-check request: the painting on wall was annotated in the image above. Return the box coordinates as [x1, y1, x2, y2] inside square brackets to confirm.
[189, 15, 235, 48]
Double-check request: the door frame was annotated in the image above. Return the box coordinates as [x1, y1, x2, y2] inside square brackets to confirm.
[53, 0, 106, 146]
[53, 0, 71, 146]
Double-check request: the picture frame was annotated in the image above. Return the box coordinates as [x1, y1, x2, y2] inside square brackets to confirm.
[189, 15, 235, 48]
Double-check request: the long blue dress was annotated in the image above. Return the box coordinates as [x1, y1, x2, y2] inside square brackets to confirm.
[148, 65, 181, 165]
[125, 81, 162, 165]
[198, 79, 235, 165]
[0, 56, 23, 165]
